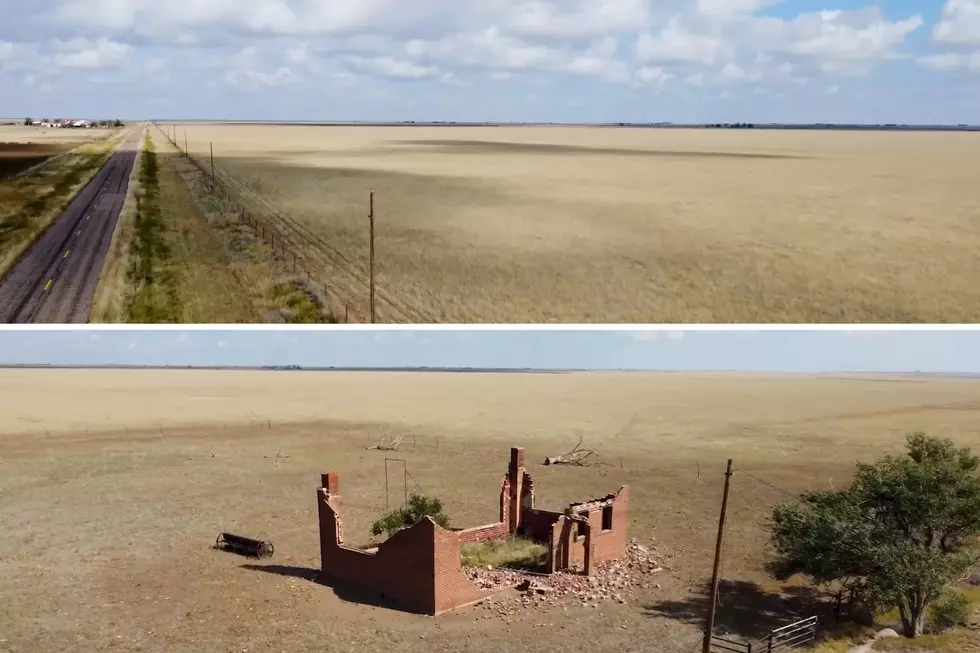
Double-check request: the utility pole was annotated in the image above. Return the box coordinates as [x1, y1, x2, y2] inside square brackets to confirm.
[703, 459, 734, 653]
[369, 190, 376, 324]
[210, 141, 215, 186]
[184, 130, 187, 155]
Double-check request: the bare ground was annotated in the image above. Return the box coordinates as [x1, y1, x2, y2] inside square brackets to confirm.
[2, 369, 979, 653]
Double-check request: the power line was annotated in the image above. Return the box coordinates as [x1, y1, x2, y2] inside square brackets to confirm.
[733, 469, 798, 499]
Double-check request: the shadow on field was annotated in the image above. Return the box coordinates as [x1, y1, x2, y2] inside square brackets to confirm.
[643, 579, 829, 640]
[241, 563, 428, 614]
[0, 143, 68, 180]
[390, 140, 808, 160]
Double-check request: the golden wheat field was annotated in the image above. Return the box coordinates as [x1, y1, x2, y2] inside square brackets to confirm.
[173, 124, 980, 324]
[2, 368, 979, 652]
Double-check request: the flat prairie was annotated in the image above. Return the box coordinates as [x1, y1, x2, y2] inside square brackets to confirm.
[178, 124, 980, 323]
[2, 368, 978, 652]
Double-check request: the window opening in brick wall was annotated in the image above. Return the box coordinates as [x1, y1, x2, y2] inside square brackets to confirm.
[601, 505, 613, 531]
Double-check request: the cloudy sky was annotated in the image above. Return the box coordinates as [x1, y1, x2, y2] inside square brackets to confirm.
[2, 0, 978, 124]
[0, 329, 978, 372]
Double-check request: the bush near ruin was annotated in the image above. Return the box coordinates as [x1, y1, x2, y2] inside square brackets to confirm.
[767, 433, 980, 638]
[370, 493, 450, 539]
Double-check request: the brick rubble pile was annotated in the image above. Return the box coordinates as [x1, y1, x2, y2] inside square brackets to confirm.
[467, 539, 666, 618]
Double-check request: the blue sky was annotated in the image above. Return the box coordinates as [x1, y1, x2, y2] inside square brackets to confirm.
[1, 330, 979, 372]
[2, 1, 979, 124]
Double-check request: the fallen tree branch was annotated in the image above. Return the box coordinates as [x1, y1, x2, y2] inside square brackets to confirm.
[544, 436, 601, 467]
[368, 434, 404, 452]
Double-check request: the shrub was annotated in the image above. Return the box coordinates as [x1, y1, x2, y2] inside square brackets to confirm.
[370, 494, 449, 539]
[929, 591, 971, 630]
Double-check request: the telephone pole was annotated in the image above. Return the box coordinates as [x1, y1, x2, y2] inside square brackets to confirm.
[703, 459, 734, 653]
[369, 190, 376, 324]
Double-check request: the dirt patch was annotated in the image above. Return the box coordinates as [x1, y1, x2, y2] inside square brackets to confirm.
[0, 142, 74, 179]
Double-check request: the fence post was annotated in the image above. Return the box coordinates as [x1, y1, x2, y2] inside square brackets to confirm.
[210, 141, 215, 188]
[747, 644, 752, 653]
[369, 189, 376, 324]
[767, 633, 773, 653]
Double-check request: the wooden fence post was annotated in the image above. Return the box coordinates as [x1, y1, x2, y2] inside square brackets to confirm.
[369, 190, 376, 324]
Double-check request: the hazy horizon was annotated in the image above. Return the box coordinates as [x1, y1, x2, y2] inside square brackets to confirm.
[1, 330, 979, 374]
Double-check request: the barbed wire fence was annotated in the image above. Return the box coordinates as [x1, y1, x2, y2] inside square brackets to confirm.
[151, 122, 439, 324]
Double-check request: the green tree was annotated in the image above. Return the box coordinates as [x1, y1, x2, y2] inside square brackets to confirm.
[370, 494, 450, 539]
[768, 433, 980, 638]
[24, 117, 32, 126]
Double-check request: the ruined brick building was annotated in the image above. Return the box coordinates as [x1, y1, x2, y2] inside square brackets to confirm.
[317, 447, 629, 615]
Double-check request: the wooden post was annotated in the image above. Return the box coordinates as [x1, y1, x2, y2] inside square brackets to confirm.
[703, 459, 734, 653]
[210, 141, 215, 187]
[369, 189, 376, 324]
[184, 131, 187, 155]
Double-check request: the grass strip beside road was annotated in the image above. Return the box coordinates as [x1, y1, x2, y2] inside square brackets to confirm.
[94, 131, 260, 323]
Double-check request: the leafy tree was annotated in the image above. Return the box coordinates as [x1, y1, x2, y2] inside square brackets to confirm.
[370, 493, 450, 539]
[113, 119, 123, 128]
[24, 117, 32, 126]
[768, 433, 980, 638]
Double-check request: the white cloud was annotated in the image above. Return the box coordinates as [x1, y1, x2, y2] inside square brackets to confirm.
[747, 8, 924, 63]
[503, 0, 656, 40]
[919, 51, 980, 72]
[636, 18, 729, 66]
[634, 65, 672, 86]
[933, 0, 980, 45]
[696, 0, 784, 21]
[0, 0, 959, 122]
[347, 55, 439, 79]
[52, 38, 131, 69]
[630, 331, 660, 342]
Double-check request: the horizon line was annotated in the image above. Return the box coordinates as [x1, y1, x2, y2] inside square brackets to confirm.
[2, 363, 978, 377]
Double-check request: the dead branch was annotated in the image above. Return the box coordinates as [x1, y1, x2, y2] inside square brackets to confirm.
[543, 435, 601, 467]
[264, 449, 289, 460]
[367, 434, 404, 452]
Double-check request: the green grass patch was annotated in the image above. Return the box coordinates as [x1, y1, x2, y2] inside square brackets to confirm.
[126, 134, 181, 322]
[268, 280, 339, 323]
[460, 537, 549, 571]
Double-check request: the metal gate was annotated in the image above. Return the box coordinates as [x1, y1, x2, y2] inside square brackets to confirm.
[762, 616, 818, 651]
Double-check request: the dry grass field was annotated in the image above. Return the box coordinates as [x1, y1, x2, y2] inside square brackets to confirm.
[175, 124, 980, 323]
[0, 125, 110, 147]
[2, 368, 979, 653]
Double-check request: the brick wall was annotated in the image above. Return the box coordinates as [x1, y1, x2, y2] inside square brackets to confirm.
[565, 486, 630, 570]
[318, 489, 437, 614]
[456, 522, 509, 545]
[317, 479, 495, 616]
[433, 526, 492, 615]
[521, 507, 563, 541]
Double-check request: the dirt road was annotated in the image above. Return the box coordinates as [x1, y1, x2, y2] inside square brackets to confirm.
[0, 129, 142, 323]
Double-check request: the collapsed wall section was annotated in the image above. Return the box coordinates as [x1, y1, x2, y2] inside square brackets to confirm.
[317, 472, 490, 615]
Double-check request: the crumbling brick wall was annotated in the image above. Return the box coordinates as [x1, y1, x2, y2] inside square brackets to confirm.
[315, 447, 631, 615]
[317, 473, 488, 615]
